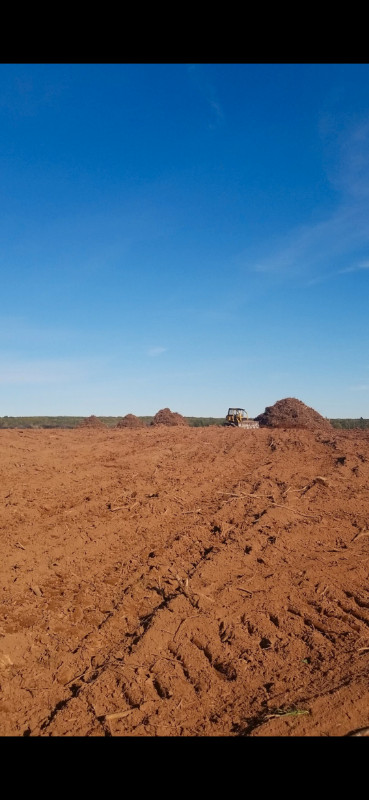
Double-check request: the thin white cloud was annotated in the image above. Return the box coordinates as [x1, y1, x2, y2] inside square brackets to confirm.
[242, 118, 369, 283]
[147, 347, 167, 357]
[208, 100, 224, 129]
[187, 65, 224, 128]
[247, 205, 369, 279]
[349, 384, 369, 391]
[338, 260, 369, 274]
[333, 120, 369, 199]
[307, 258, 369, 285]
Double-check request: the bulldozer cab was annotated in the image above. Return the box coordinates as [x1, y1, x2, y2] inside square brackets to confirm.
[227, 408, 248, 420]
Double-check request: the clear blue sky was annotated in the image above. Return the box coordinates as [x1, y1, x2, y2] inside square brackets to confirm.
[1, 63, 368, 418]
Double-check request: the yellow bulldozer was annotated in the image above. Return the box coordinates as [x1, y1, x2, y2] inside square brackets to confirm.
[224, 408, 259, 429]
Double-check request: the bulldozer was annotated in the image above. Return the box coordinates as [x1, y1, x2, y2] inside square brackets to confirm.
[224, 408, 259, 429]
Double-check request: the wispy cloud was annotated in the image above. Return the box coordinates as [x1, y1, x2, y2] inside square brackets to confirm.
[187, 65, 224, 129]
[243, 119, 369, 284]
[248, 204, 369, 279]
[349, 384, 369, 391]
[338, 260, 369, 274]
[307, 258, 369, 286]
[147, 347, 167, 357]
[333, 120, 369, 199]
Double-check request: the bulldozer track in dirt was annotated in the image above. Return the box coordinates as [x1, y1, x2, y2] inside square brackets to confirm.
[1, 425, 369, 735]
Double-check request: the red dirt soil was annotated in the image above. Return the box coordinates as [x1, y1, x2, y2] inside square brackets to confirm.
[79, 415, 106, 429]
[116, 415, 145, 429]
[1, 425, 369, 737]
[256, 397, 332, 431]
[152, 408, 189, 427]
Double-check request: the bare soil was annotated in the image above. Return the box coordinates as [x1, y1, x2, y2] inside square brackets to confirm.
[1, 425, 369, 737]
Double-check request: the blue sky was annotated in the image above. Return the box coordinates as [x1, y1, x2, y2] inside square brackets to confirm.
[1, 63, 368, 417]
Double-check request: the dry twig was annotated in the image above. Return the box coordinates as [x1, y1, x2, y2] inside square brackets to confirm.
[352, 531, 369, 543]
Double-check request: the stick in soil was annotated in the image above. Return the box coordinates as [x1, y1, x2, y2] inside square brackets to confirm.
[216, 492, 321, 519]
[105, 709, 135, 735]
[352, 531, 369, 542]
[175, 575, 198, 607]
[266, 708, 310, 720]
[106, 709, 136, 722]
[173, 614, 200, 641]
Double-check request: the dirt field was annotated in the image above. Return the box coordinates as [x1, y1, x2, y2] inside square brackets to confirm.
[1, 425, 369, 737]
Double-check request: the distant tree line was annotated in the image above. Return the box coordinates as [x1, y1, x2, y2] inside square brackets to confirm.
[330, 418, 369, 429]
[0, 415, 226, 429]
[0, 416, 368, 429]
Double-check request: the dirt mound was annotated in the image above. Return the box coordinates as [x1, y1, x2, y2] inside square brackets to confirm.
[255, 397, 331, 431]
[151, 407, 189, 427]
[79, 415, 106, 429]
[116, 414, 145, 429]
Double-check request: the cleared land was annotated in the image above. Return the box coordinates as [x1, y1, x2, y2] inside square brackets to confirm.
[1, 425, 369, 736]
[1, 416, 369, 429]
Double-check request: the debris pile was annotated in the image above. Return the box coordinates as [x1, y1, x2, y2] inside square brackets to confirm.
[255, 398, 331, 431]
[151, 408, 189, 427]
[116, 414, 145, 429]
[79, 415, 106, 429]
